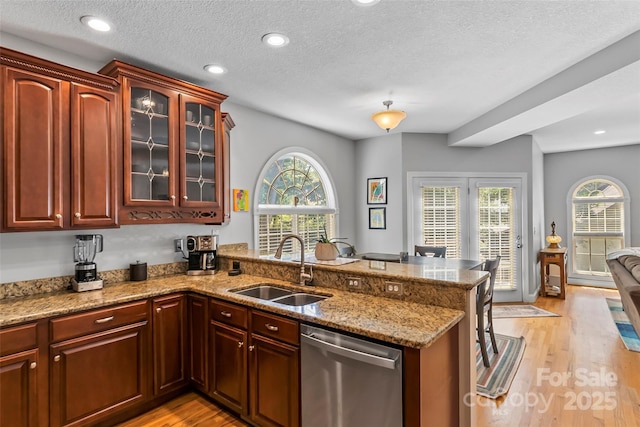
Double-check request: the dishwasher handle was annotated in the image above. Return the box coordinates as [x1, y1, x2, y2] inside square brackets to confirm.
[301, 332, 399, 370]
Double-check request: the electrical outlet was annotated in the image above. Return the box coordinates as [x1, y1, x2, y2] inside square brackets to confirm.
[347, 277, 362, 289]
[384, 281, 404, 296]
[174, 238, 183, 252]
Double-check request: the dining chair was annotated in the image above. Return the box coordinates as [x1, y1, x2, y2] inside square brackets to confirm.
[477, 255, 501, 367]
[414, 245, 447, 258]
[332, 242, 356, 258]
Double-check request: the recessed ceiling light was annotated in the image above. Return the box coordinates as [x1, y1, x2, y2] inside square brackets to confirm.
[352, 0, 381, 6]
[204, 64, 227, 75]
[262, 33, 290, 48]
[80, 16, 111, 32]
[594, 130, 606, 135]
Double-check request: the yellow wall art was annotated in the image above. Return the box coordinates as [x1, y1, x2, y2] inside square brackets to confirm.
[233, 189, 249, 211]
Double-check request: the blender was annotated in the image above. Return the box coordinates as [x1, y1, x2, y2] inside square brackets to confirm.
[72, 234, 104, 292]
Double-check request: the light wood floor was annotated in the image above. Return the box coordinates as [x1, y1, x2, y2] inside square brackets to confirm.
[118, 285, 640, 427]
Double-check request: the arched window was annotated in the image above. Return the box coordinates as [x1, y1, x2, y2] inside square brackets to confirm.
[570, 177, 629, 282]
[254, 150, 337, 256]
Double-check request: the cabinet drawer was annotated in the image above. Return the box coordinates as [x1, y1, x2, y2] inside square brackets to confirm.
[251, 311, 299, 346]
[211, 300, 248, 330]
[543, 253, 565, 262]
[0, 322, 37, 357]
[50, 300, 148, 342]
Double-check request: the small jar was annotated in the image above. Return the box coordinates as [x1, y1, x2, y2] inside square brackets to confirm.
[130, 261, 147, 281]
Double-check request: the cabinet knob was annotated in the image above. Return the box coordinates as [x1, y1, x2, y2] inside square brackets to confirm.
[53, 355, 61, 362]
[249, 345, 255, 352]
[55, 214, 62, 219]
[30, 362, 37, 370]
[170, 195, 176, 200]
[74, 212, 81, 218]
[156, 307, 162, 313]
[238, 341, 244, 348]
[183, 196, 188, 200]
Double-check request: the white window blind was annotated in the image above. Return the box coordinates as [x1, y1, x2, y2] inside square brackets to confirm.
[258, 214, 335, 256]
[572, 179, 625, 276]
[478, 187, 515, 290]
[421, 186, 461, 259]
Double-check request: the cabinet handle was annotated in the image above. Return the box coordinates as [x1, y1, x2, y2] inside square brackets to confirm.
[170, 195, 176, 200]
[183, 196, 188, 200]
[238, 341, 244, 348]
[249, 345, 255, 352]
[220, 311, 232, 318]
[30, 362, 37, 370]
[265, 323, 279, 332]
[53, 355, 61, 362]
[74, 212, 81, 218]
[94, 316, 115, 324]
[55, 213, 62, 219]
[156, 307, 162, 313]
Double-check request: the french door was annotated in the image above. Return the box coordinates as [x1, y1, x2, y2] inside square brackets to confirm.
[410, 175, 523, 302]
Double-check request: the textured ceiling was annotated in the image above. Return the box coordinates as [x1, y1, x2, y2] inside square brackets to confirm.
[1, 0, 639, 153]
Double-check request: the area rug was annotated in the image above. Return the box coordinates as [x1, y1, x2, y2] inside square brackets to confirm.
[606, 298, 640, 352]
[476, 334, 526, 399]
[492, 304, 559, 318]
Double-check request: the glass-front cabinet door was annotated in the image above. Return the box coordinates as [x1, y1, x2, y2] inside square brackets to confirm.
[125, 81, 177, 206]
[180, 95, 221, 208]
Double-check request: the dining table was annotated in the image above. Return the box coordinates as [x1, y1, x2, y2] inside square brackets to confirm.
[359, 252, 483, 270]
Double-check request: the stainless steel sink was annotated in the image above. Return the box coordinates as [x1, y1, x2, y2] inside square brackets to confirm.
[232, 285, 330, 306]
[273, 293, 329, 306]
[233, 285, 293, 300]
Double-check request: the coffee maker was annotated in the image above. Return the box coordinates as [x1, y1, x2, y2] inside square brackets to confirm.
[72, 234, 104, 292]
[186, 235, 218, 275]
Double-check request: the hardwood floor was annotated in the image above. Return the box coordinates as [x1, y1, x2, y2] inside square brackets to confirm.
[478, 285, 640, 426]
[117, 285, 640, 427]
[115, 393, 248, 427]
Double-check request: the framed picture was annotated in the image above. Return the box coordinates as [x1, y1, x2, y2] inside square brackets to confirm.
[369, 207, 386, 229]
[233, 189, 249, 211]
[367, 177, 387, 204]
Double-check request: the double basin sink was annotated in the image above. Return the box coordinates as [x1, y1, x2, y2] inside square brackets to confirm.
[233, 285, 330, 306]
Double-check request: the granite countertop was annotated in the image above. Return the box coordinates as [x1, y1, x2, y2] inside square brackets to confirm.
[0, 272, 464, 349]
[227, 249, 488, 290]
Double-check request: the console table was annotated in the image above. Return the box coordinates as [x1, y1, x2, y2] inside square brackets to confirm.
[539, 247, 567, 299]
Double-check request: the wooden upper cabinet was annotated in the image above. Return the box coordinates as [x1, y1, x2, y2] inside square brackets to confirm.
[99, 60, 230, 225]
[70, 83, 118, 227]
[221, 113, 235, 223]
[1, 48, 119, 232]
[2, 67, 66, 230]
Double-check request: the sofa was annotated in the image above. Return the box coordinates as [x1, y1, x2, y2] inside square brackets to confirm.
[607, 254, 640, 336]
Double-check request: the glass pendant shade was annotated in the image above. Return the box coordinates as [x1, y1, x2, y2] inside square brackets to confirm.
[371, 100, 407, 132]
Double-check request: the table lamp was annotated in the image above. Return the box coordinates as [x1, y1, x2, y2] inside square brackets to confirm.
[546, 221, 562, 248]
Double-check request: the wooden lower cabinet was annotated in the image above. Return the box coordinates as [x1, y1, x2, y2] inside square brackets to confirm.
[187, 294, 209, 391]
[152, 294, 187, 396]
[0, 321, 44, 427]
[208, 300, 300, 427]
[49, 322, 148, 427]
[249, 334, 299, 427]
[209, 321, 248, 414]
[0, 348, 39, 427]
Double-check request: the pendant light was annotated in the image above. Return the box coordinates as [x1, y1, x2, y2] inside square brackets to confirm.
[371, 100, 407, 132]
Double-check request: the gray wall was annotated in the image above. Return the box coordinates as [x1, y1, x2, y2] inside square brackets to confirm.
[355, 134, 403, 253]
[543, 143, 640, 284]
[0, 37, 356, 283]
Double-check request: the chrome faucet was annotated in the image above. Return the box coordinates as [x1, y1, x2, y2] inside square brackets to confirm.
[274, 234, 313, 286]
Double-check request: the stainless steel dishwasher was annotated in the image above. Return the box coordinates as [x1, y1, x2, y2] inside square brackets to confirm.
[300, 324, 403, 427]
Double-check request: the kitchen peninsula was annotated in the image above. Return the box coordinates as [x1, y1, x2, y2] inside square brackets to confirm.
[0, 248, 488, 427]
